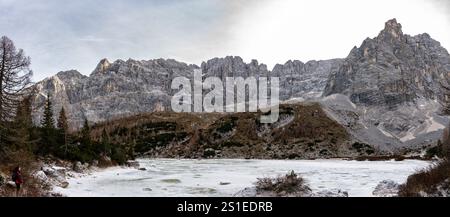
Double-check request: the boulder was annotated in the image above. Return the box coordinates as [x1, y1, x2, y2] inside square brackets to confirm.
[33, 171, 48, 183]
[372, 180, 400, 197]
[91, 160, 99, 167]
[73, 161, 89, 173]
[33, 169, 70, 189]
[233, 187, 257, 197]
[42, 166, 56, 177]
[6, 181, 16, 188]
[313, 189, 349, 197]
[59, 181, 70, 189]
[143, 188, 152, 192]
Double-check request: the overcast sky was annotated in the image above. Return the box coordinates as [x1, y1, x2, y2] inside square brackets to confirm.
[1, 0, 449, 81]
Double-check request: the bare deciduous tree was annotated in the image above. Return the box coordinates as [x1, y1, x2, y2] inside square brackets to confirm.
[0, 36, 33, 147]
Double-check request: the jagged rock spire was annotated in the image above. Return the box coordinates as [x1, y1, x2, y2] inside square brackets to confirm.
[377, 18, 404, 42]
[92, 58, 111, 75]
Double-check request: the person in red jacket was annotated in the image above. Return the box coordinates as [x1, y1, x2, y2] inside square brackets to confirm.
[12, 166, 23, 196]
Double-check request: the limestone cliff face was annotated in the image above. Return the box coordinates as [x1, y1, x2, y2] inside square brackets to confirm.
[201, 56, 344, 101]
[31, 18, 450, 144]
[320, 19, 450, 149]
[272, 59, 344, 100]
[323, 19, 450, 107]
[32, 56, 342, 128]
[32, 59, 198, 128]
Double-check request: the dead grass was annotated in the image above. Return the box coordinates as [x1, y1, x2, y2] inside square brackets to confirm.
[0, 150, 50, 197]
[256, 171, 310, 195]
[398, 160, 450, 197]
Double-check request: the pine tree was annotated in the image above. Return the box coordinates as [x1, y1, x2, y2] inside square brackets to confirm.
[80, 118, 91, 146]
[39, 94, 57, 154]
[41, 94, 55, 129]
[57, 107, 69, 156]
[57, 107, 68, 131]
[100, 128, 111, 155]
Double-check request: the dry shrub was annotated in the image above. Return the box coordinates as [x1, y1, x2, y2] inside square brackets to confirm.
[398, 160, 450, 197]
[0, 150, 50, 197]
[256, 171, 309, 194]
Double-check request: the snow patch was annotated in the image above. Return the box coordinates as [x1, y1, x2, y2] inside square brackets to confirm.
[425, 116, 445, 133]
[400, 131, 416, 142]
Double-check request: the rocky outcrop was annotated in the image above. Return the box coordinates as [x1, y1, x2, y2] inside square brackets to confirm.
[73, 161, 90, 173]
[201, 57, 269, 80]
[272, 59, 343, 100]
[372, 180, 400, 197]
[201, 56, 344, 101]
[320, 19, 450, 150]
[313, 189, 349, 197]
[32, 165, 70, 189]
[324, 19, 450, 107]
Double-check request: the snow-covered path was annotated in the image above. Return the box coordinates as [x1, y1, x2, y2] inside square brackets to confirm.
[55, 159, 431, 197]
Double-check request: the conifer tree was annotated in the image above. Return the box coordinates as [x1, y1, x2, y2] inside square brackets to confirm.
[40, 94, 57, 154]
[41, 95, 55, 129]
[57, 107, 69, 155]
[100, 128, 111, 155]
[80, 118, 91, 146]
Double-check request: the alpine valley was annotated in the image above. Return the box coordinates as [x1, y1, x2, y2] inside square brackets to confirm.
[31, 19, 450, 159]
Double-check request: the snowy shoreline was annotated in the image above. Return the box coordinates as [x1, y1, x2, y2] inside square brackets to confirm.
[49, 158, 431, 197]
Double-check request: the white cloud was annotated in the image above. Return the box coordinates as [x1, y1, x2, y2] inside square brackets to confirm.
[226, 0, 450, 68]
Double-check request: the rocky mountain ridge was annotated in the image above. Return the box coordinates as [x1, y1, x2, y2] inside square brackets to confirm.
[32, 56, 343, 129]
[31, 19, 450, 152]
[320, 19, 450, 150]
[324, 19, 450, 107]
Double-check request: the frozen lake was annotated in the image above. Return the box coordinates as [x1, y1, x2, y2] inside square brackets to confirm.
[56, 158, 431, 197]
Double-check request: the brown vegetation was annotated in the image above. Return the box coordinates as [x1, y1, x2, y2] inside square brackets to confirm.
[0, 150, 49, 197]
[255, 171, 311, 196]
[87, 103, 360, 159]
[398, 160, 450, 197]
[398, 122, 450, 197]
